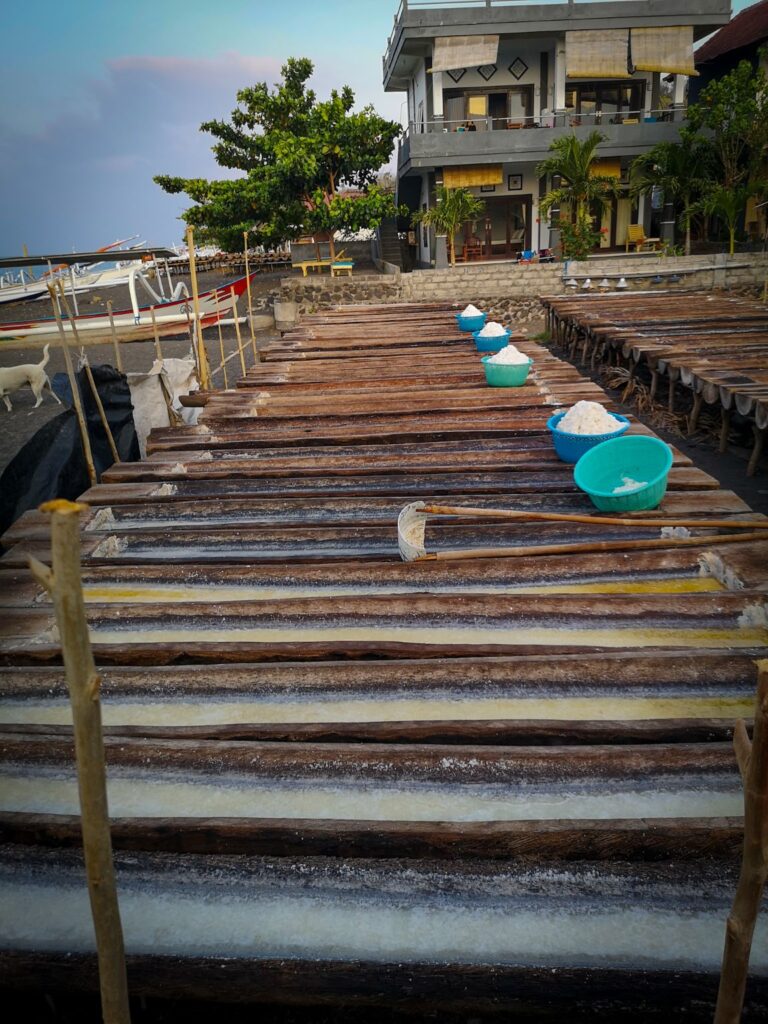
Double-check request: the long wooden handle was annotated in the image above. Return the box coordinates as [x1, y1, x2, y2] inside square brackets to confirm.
[422, 503, 768, 531]
[420, 531, 768, 562]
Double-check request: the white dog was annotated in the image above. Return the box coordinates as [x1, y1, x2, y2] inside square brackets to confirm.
[0, 344, 62, 412]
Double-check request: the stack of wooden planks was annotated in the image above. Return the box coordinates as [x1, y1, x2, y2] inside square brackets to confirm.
[541, 291, 768, 475]
[1, 302, 767, 1018]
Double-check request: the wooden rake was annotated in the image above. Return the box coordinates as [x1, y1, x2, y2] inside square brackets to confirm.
[397, 501, 768, 563]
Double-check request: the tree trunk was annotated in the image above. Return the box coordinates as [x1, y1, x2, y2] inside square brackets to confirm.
[449, 230, 456, 266]
[729, 225, 736, 256]
[328, 234, 336, 261]
[684, 196, 692, 256]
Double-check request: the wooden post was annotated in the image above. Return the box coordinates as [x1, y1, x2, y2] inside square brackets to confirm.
[28, 500, 131, 1024]
[243, 231, 260, 363]
[47, 285, 97, 487]
[213, 288, 228, 388]
[106, 301, 123, 372]
[186, 226, 210, 389]
[714, 660, 768, 1023]
[230, 286, 247, 376]
[149, 306, 163, 362]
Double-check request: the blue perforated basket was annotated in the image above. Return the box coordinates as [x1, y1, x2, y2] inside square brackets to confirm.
[456, 312, 486, 332]
[547, 409, 630, 464]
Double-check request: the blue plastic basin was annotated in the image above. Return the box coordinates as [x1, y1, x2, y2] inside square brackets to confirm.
[481, 355, 532, 387]
[456, 312, 486, 332]
[547, 409, 630, 464]
[473, 328, 510, 352]
[574, 435, 674, 511]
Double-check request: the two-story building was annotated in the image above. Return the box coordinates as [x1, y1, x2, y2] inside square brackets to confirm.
[383, 0, 732, 266]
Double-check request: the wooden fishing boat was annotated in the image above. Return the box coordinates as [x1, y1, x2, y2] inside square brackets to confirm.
[0, 271, 256, 347]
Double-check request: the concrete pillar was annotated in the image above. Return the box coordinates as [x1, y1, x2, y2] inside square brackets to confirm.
[672, 75, 686, 120]
[432, 70, 444, 132]
[650, 72, 661, 116]
[434, 235, 449, 269]
[554, 38, 566, 122]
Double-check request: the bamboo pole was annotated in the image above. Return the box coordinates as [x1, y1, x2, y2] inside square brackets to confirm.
[186, 226, 210, 389]
[47, 285, 97, 487]
[81, 356, 121, 465]
[230, 286, 247, 376]
[149, 306, 163, 362]
[243, 231, 260, 363]
[714, 660, 768, 1024]
[28, 500, 131, 1024]
[213, 288, 228, 388]
[106, 301, 123, 372]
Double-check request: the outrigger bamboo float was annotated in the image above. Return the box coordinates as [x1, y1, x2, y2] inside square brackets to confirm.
[0, 302, 767, 1017]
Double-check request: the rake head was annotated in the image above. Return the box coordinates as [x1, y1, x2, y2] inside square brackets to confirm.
[397, 501, 429, 561]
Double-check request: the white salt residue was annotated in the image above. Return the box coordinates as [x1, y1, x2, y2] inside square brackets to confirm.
[738, 602, 768, 630]
[485, 345, 530, 366]
[461, 304, 482, 317]
[613, 476, 647, 495]
[662, 527, 691, 539]
[699, 552, 744, 591]
[151, 483, 177, 497]
[3, 882, 766, 969]
[0, 694, 752, 727]
[0, 774, 742, 822]
[476, 321, 508, 338]
[557, 400, 623, 436]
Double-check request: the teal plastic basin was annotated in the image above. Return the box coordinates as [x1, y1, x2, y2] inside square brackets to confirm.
[481, 355, 532, 387]
[573, 435, 673, 511]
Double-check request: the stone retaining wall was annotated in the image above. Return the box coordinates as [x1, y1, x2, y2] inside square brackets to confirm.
[270, 253, 768, 318]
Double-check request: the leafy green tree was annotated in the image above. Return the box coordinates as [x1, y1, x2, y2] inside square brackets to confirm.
[413, 187, 485, 266]
[536, 132, 620, 259]
[155, 58, 404, 254]
[630, 139, 715, 255]
[684, 58, 768, 189]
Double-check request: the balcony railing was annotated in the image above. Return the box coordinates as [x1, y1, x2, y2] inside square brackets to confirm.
[405, 107, 682, 137]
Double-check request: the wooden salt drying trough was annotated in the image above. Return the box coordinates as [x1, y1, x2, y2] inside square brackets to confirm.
[1, 301, 768, 1017]
[541, 291, 768, 475]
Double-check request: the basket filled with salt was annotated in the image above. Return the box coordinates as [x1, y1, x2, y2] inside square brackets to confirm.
[472, 321, 511, 352]
[547, 401, 630, 463]
[455, 304, 486, 332]
[574, 435, 673, 512]
[480, 344, 532, 387]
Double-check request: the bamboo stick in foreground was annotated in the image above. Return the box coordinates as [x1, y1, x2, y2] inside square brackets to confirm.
[106, 300, 123, 373]
[186, 226, 210, 389]
[230, 286, 247, 375]
[28, 501, 131, 1024]
[714, 660, 768, 1023]
[243, 231, 260, 363]
[213, 288, 228, 388]
[46, 285, 97, 487]
[149, 305, 163, 362]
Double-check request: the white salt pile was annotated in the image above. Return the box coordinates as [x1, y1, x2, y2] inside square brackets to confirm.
[613, 476, 647, 494]
[557, 400, 623, 435]
[461, 304, 482, 317]
[485, 344, 530, 366]
[477, 321, 508, 338]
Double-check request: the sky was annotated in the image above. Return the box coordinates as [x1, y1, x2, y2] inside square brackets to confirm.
[0, 0, 757, 255]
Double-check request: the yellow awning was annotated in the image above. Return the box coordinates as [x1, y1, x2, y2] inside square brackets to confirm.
[566, 30, 631, 79]
[444, 165, 503, 189]
[631, 27, 698, 76]
[590, 159, 622, 179]
[432, 35, 499, 74]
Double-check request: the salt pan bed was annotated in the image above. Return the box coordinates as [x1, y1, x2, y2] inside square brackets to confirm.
[0, 767, 743, 821]
[0, 852, 765, 970]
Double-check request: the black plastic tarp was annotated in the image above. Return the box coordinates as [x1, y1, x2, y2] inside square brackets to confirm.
[0, 364, 139, 540]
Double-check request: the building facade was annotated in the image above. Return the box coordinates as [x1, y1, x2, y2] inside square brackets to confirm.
[383, 0, 731, 267]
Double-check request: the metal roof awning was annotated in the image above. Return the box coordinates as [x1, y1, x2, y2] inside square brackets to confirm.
[0, 248, 177, 269]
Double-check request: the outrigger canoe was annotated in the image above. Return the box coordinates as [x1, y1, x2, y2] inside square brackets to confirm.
[0, 271, 256, 348]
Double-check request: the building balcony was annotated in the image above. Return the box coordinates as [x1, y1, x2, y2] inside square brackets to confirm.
[384, 0, 731, 89]
[398, 108, 686, 173]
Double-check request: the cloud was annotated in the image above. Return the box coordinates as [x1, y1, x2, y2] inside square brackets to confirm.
[0, 53, 284, 253]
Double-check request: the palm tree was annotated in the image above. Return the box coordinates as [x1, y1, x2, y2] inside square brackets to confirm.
[692, 183, 754, 255]
[536, 131, 620, 239]
[414, 186, 485, 266]
[630, 140, 715, 255]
